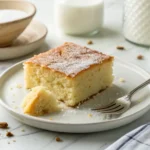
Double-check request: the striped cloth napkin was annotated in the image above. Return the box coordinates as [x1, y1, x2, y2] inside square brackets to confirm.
[106, 124, 150, 150]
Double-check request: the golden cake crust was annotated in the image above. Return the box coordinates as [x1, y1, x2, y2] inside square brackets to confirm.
[25, 42, 113, 77]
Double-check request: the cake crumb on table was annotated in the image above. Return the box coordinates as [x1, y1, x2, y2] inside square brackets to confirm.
[88, 114, 93, 117]
[0, 122, 8, 129]
[87, 40, 93, 45]
[137, 55, 144, 60]
[13, 140, 16, 142]
[55, 137, 62, 142]
[119, 78, 125, 83]
[116, 46, 125, 50]
[49, 118, 53, 120]
[6, 131, 14, 137]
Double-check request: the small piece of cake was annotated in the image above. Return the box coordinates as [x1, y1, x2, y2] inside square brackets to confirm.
[24, 42, 114, 107]
[22, 86, 60, 116]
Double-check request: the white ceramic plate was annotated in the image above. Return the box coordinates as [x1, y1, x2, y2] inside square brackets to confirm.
[0, 19, 48, 60]
[0, 58, 150, 133]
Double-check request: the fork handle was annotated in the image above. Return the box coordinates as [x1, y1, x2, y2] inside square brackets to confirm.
[128, 78, 150, 98]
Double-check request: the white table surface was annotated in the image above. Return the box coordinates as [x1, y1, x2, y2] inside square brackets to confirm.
[0, 0, 150, 149]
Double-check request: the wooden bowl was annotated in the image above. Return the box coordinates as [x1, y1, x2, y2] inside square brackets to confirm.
[0, 1, 36, 47]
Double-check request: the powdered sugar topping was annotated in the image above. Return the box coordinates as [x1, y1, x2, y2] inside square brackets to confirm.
[26, 42, 112, 77]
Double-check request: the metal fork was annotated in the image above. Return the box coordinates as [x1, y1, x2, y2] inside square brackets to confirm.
[92, 79, 150, 114]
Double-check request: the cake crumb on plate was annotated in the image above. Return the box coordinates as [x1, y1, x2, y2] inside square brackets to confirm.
[16, 84, 22, 88]
[119, 78, 125, 83]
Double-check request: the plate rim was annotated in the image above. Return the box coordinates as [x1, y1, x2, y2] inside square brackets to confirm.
[0, 58, 150, 126]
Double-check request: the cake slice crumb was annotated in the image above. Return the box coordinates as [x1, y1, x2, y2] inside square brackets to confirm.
[116, 46, 125, 50]
[119, 78, 125, 83]
[22, 86, 60, 116]
[88, 114, 93, 117]
[16, 84, 22, 88]
[137, 55, 144, 60]
[55, 137, 62, 142]
[87, 40, 93, 45]
[0, 122, 8, 129]
[6, 131, 14, 137]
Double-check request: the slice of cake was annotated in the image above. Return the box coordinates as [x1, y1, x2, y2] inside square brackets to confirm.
[22, 86, 60, 116]
[24, 42, 114, 107]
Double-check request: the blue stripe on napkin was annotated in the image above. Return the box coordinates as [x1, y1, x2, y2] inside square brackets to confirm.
[106, 124, 150, 150]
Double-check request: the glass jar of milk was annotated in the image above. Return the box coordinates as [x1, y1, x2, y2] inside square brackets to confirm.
[54, 0, 104, 35]
[123, 0, 150, 46]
